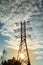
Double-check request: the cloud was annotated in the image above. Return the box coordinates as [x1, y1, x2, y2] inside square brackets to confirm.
[28, 44, 43, 50]
[0, 33, 10, 41]
[39, 41, 43, 45]
[36, 56, 43, 60]
[0, 0, 32, 23]
[0, 52, 2, 56]
[33, 51, 43, 55]
[0, 22, 4, 29]
[5, 39, 20, 50]
[0, 1, 43, 65]
[6, 45, 19, 50]
[0, 33, 11, 50]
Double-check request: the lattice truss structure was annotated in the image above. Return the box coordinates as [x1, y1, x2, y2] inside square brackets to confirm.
[17, 21, 32, 65]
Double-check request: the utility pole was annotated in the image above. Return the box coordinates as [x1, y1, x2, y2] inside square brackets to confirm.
[17, 20, 31, 65]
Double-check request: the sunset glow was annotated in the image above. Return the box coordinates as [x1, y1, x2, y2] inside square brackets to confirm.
[19, 53, 25, 60]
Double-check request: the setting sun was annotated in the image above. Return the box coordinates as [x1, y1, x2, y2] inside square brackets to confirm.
[19, 53, 25, 60]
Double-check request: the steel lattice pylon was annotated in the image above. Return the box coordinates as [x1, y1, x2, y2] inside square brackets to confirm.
[17, 21, 31, 65]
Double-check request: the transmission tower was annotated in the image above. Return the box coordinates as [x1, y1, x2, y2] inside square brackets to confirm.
[17, 21, 31, 65]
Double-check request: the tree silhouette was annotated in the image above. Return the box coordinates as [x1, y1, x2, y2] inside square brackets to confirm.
[1, 49, 7, 65]
[2, 57, 22, 65]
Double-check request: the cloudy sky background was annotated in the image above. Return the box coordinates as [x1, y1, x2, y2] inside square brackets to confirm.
[0, 0, 43, 65]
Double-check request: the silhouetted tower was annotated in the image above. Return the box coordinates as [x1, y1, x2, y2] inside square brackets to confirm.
[17, 21, 31, 65]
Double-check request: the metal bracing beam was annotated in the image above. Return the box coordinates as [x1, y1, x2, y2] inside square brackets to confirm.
[17, 21, 31, 65]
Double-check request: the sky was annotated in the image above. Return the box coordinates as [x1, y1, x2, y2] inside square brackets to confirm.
[0, 0, 43, 65]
